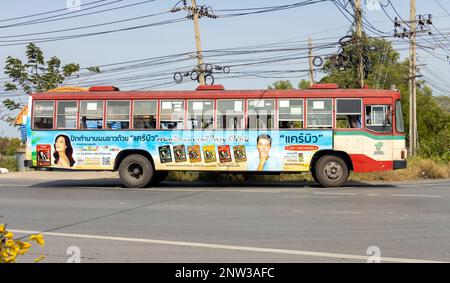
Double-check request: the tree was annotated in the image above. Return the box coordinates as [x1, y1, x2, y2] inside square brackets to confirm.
[298, 79, 310, 89]
[2, 43, 99, 125]
[268, 80, 294, 89]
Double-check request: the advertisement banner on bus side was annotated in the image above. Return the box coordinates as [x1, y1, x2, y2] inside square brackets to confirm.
[30, 130, 332, 172]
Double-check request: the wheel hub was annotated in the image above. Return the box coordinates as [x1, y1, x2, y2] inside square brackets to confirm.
[128, 164, 143, 179]
[324, 161, 342, 180]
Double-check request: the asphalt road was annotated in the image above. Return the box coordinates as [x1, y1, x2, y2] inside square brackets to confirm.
[1, 173, 449, 263]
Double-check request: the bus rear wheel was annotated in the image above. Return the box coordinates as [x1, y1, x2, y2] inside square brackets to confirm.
[314, 155, 349, 188]
[119, 154, 154, 188]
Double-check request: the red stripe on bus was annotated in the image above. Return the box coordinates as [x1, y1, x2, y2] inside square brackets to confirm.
[349, 154, 393, 172]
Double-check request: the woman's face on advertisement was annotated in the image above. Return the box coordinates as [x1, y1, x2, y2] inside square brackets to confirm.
[55, 136, 67, 152]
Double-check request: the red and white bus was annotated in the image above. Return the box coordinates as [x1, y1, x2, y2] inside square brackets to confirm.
[24, 83, 407, 187]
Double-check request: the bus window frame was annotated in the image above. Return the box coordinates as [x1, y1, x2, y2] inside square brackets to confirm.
[106, 100, 131, 130]
[277, 98, 304, 130]
[159, 99, 185, 130]
[395, 100, 404, 134]
[246, 98, 276, 130]
[365, 104, 393, 133]
[56, 100, 78, 130]
[79, 100, 105, 130]
[32, 100, 55, 130]
[187, 99, 215, 130]
[335, 98, 363, 129]
[132, 100, 158, 131]
[306, 98, 333, 129]
[216, 99, 245, 130]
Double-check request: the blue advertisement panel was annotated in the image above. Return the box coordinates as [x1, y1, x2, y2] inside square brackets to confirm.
[30, 130, 333, 172]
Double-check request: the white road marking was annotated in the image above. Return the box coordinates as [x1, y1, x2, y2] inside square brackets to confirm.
[9, 229, 442, 263]
[391, 194, 442, 198]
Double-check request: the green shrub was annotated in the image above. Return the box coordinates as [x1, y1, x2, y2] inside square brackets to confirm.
[0, 156, 18, 172]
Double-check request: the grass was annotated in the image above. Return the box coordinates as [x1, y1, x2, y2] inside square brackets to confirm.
[167, 157, 450, 184]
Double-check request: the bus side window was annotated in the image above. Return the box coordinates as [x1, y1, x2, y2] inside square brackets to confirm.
[278, 99, 303, 129]
[247, 99, 275, 130]
[160, 100, 184, 130]
[33, 100, 54, 129]
[106, 101, 130, 130]
[133, 101, 157, 129]
[365, 105, 392, 132]
[80, 101, 104, 130]
[336, 99, 362, 128]
[307, 99, 332, 128]
[57, 101, 77, 129]
[216, 100, 244, 130]
[188, 100, 214, 130]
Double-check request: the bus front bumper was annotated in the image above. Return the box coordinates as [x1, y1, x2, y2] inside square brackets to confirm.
[393, 160, 407, 170]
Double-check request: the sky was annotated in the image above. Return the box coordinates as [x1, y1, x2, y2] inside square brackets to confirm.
[0, 0, 449, 137]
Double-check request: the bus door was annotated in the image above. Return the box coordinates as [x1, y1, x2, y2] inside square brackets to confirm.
[363, 98, 393, 170]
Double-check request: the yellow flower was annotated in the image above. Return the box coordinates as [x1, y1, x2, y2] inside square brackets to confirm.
[19, 241, 32, 249]
[1, 250, 10, 259]
[17, 241, 32, 255]
[29, 234, 45, 247]
[34, 255, 45, 263]
[5, 239, 15, 248]
[4, 256, 16, 263]
[4, 231, 14, 239]
[0, 224, 5, 233]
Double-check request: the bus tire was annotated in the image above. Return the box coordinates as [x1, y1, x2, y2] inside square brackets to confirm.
[150, 171, 169, 186]
[314, 155, 349, 188]
[310, 168, 319, 184]
[119, 154, 154, 188]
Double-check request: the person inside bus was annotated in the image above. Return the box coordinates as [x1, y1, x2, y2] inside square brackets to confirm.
[349, 115, 361, 128]
[53, 134, 75, 168]
[80, 116, 87, 129]
[248, 134, 283, 171]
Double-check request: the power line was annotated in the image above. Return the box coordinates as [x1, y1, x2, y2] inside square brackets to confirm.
[0, 0, 158, 29]
[0, 0, 111, 23]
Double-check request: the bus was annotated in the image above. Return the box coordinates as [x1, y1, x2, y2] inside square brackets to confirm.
[23, 83, 407, 188]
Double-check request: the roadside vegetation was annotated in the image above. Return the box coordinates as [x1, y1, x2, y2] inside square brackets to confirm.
[0, 137, 21, 171]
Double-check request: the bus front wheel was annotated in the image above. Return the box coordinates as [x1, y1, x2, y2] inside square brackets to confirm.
[314, 155, 349, 188]
[119, 154, 154, 188]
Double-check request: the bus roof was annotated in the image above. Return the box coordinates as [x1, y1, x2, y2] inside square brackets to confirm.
[31, 85, 401, 100]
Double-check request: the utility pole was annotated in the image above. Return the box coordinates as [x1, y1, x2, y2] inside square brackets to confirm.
[191, 0, 205, 86]
[354, 0, 364, 88]
[308, 37, 314, 86]
[171, 1, 217, 86]
[393, 2, 432, 156]
[409, 0, 417, 156]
